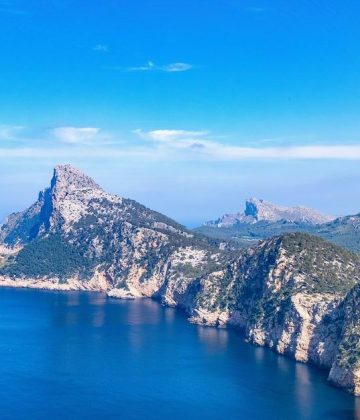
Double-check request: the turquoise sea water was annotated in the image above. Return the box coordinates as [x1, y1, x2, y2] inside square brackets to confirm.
[0, 288, 358, 419]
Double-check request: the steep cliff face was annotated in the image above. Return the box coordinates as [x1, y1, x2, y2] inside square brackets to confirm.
[1, 166, 360, 396]
[187, 233, 360, 395]
[0, 165, 228, 298]
[328, 284, 360, 395]
[0, 165, 105, 244]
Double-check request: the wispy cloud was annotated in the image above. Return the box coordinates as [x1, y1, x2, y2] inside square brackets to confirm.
[0, 124, 116, 147]
[113, 60, 193, 73]
[93, 44, 109, 52]
[133, 129, 360, 161]
[3, 143, 360, 162]
[162, 63, 193, 72]
[0, 125, 24, 140]
[204, 144, 360, 161]
[134, 129, 207, 142]
[51, 127, 102, 144]
[2, 124, 360, 161]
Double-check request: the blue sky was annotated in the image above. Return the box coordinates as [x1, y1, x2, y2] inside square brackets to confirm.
[1, 0, 360, 225]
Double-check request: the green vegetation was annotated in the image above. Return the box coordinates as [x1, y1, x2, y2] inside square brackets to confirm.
[0, 234, 93, 280]
[282, 233, 360, 294]
[239, 233, 360, 327]
[336, 285, 360, 369]
[195, 221, 318, 246]
[195, 216, 360, 253]
[194, 232, 360, 333]
[317, 215, 360, 253]
[88, 197, 235, 253]
[337, 327, 360, 369]
[175, 260, 219, 279]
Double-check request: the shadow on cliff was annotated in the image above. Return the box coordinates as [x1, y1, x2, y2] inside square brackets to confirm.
[308, 300, 345, 369]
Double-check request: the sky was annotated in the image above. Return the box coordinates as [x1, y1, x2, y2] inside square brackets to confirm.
[1, 0, 360, 226]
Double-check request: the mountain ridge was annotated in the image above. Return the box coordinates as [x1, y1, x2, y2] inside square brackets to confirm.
[198, 198, 360, 253]
[0, 164, 359, 396]
[204, 197, 335, 227]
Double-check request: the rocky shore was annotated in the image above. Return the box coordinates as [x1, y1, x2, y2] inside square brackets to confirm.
[1, 165, 359, 396]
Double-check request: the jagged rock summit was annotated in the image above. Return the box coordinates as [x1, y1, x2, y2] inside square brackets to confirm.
[0, 165, 359, 396]
[0, 164, 113, 245]
[0, 164, 226, 298]
[205, 197, 335, 227]
[52, 164, 103, 192]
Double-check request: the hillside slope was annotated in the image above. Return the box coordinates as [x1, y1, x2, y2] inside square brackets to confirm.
[204, 197, 335, 227]
[197, 211, 360, 253]
[189, 233, 360, 396]
[1, 166, 359, 395]
[0, 165, 228, 297]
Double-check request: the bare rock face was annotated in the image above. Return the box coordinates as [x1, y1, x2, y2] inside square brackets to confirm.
[0, 164, 108, 244]
[205, 197, 335, 227]
[52, 164, 102, 192]
[188, 233, 360, 395]
[0, 164, 226, 298]
[328, 284, 360, 395]
[0, 165, 359, 396]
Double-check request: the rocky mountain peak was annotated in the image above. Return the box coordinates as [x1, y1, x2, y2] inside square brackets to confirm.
[204, 197, 335, 227]
[244, 197, 335, 224]
[1, 166, 360, 396]
[0, 165, 109, 245]
[51, 164, 102, 193]
[0, 164, 191, 246]
[243, 197, 298, 222]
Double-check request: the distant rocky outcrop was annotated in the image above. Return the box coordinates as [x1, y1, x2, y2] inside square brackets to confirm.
[0, 165, 359, 396]
[198, 199, 360, 253]
[204, 197, 335, 227]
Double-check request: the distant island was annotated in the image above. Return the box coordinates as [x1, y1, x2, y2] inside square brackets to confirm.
[0, 165, 359, 396]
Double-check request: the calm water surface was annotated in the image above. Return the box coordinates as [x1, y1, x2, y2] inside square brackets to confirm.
[0, 288, 359, 419]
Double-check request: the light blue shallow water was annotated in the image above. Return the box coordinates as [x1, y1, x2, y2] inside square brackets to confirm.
[0, 287, 359, 420]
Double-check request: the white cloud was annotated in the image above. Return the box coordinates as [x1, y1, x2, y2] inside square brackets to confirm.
[0, 125, 24, 140]
[3, 144, 360, 161]
[127, 60, 155, 72]
[134, 129, 360, 160]
[93, 44, 109, 52]
[202, 144, 360, 161]
[125, 61, 193, 73]
[162, 62, 193, 72]
[134, 129, 207, 142]
[52, 127, 101, 144]
[2, 125, 360, 162]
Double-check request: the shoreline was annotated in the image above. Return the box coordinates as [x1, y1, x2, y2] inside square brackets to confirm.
[0, 279, 358, 398]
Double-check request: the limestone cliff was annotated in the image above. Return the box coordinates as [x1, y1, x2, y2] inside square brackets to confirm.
[328, 284, 360, 395]
[0, 165, 359, 396]
[204, 197, 335, 227]
[187, 233, 360, 396]
[0, 165, 228, 298]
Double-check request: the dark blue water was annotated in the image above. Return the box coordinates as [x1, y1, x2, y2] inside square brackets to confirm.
[0, 288, 359, 419]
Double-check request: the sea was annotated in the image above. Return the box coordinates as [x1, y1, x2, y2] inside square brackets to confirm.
[0, 288, 358, 419]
